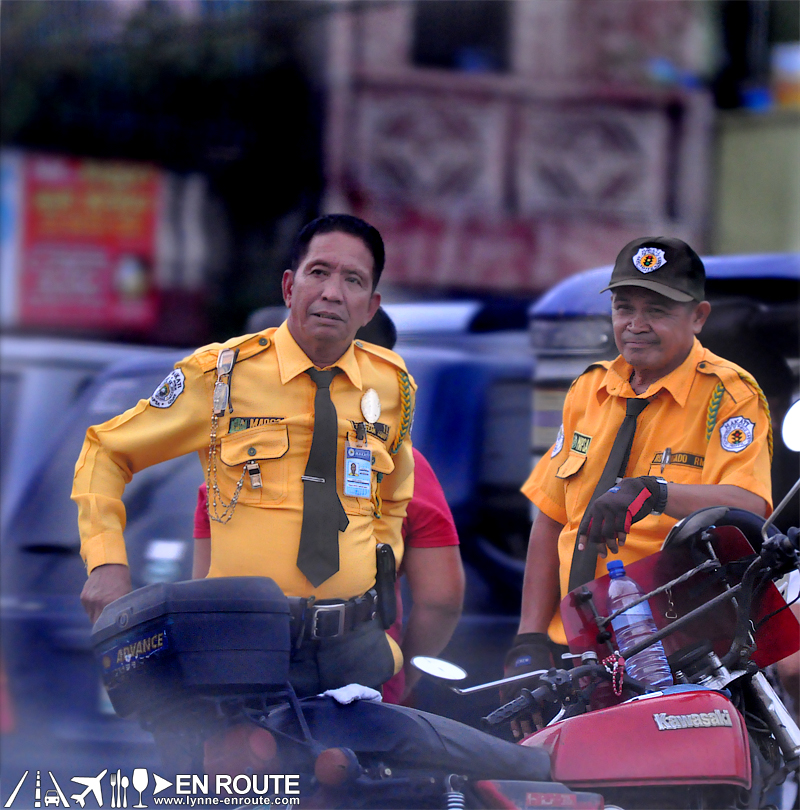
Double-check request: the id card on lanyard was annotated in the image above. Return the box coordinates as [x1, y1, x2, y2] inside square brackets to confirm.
[344, 443, 371, 498]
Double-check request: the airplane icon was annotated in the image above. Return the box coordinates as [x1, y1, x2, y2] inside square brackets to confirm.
[70, 769, 107, 808]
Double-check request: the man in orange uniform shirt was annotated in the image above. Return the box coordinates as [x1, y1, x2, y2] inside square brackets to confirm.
[506, 237, 772, 734]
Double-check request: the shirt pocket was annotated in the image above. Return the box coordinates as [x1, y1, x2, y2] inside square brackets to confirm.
[555, 451, 587, 480]
[341, 436, 395, 517]
[219, 424, 289, 505]
[556, 451, 589, 520]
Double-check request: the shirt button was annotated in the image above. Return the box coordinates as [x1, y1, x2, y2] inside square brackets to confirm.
[259, 337, 268, 346]
[355, 340, 363, 348]
[699, 362, 705, 368]
[247, 447, 257, 456]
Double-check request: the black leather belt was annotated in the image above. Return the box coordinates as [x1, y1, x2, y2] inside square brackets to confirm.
[287, 589, 378, 642]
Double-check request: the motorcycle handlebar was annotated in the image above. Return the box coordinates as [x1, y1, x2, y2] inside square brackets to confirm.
[481, 664, 623, 728]
[480, 527, 799, 732]
[761, 527, 800, 575]
[483, 687, 543, 727]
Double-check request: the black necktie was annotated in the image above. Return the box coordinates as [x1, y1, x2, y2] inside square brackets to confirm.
[297, 367, 350, 586]
[568, 397, 650, 591]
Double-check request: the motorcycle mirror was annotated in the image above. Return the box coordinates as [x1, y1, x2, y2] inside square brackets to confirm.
[411, 656, 468, 682]
[760, 400, 800, 542]
[782, 400, 800, 452]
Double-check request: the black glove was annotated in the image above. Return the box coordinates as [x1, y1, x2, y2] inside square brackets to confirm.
[501, 632, 554, 701]
[501, 633, 555, 738]
[578, 476, 667, 555]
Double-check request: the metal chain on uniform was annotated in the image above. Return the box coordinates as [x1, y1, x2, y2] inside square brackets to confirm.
[206, 408, 248, 524]
[206, 347, 245, 524]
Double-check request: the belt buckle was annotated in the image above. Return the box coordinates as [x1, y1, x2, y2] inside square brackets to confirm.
[311, 603, 346, 639]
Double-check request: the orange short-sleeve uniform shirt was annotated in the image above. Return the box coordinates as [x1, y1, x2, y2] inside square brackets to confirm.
[522, 338, 772, 645]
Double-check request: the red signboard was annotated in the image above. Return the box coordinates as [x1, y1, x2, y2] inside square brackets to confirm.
[19, 153, 162, 331]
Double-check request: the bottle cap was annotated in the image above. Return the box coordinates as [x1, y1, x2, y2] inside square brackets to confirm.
[606, 560, 625, 578]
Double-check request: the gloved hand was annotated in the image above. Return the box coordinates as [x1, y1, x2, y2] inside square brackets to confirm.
[501, 633, 554, 738]
[578, 476, 666, 556]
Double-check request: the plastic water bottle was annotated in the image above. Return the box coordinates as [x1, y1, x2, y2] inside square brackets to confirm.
[606, 560, 673, 689]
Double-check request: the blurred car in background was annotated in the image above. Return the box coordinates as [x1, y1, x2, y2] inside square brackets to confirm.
[0, 336, 178, 537]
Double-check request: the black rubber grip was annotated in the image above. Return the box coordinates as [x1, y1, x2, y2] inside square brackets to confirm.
[483, 688, 538, 726]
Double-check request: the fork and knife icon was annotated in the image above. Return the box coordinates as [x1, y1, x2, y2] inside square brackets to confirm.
[110, 770, 128, 808]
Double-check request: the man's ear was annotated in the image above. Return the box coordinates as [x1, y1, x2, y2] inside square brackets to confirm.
[281, 269, 295, 307]
[692, 300, 711, 334]
[365, 291, 381, 326]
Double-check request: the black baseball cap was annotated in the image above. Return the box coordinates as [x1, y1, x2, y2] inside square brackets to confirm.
[601, 236, 706, 302]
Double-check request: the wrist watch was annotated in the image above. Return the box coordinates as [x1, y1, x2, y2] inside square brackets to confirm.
[650, 476, 669, 515]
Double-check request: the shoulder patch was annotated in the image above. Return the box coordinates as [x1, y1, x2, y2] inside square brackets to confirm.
[150, 369, 185, 408]
[551, 424, 565, 457]
[719, 416, 755, 453]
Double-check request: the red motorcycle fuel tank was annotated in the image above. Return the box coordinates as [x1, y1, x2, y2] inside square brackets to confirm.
[521, 689, 750, 789]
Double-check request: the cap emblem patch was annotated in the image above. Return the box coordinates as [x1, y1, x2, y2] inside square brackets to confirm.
[632, 247, 667, 274]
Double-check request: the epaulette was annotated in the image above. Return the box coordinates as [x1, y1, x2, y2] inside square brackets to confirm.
[578, 360, 612, 378]
[697, 359, 759, 404]
[568, 360, 611, 392]
[353, 339, 410, 373]
[194, 329, 278, 373]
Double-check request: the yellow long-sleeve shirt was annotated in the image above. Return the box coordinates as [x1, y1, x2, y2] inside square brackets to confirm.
[72, 321, 415, 604]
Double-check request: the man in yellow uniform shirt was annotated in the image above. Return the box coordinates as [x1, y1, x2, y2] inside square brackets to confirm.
[72, 214, 415, 696]
[505, 237, 772, 731]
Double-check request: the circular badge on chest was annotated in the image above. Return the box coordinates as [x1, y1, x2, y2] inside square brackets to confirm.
[361, 388, 381, 424]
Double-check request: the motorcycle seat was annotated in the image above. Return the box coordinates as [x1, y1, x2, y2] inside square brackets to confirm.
[268, 696, 551, 781]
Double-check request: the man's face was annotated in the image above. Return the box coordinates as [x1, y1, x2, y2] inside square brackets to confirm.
[611, 287, 710, 380]
[283, 231, 381, 364]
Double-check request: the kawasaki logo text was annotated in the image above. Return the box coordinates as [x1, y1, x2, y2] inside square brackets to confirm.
[653, 709, 732, 730]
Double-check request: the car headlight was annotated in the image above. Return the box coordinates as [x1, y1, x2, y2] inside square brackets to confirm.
[530, 317, 613, 352]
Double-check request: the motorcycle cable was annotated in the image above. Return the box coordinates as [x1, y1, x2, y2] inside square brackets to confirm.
[754, 589, 800, 632]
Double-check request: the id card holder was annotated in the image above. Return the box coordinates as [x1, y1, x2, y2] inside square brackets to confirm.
[344, 439, 372, 499]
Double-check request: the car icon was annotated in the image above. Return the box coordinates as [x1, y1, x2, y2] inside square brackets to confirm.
[44, 790, 59, 806]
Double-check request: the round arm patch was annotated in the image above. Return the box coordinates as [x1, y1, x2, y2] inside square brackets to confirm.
[150, 369, 185, 408]
[719, 415, 755, 453]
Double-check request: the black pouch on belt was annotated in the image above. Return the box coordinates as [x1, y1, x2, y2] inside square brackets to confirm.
[375, 543, 397, 629]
